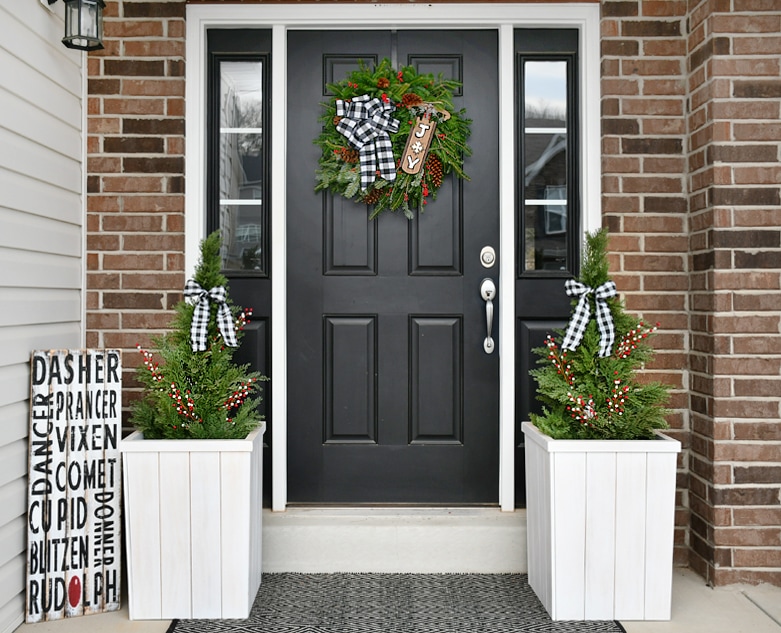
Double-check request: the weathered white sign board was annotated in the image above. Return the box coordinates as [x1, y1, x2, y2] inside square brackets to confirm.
[26, 350, 122, 622]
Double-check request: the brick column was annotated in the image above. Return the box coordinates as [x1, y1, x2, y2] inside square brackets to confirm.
[600, 0, 691, 565]
[687, 0, 781, 586]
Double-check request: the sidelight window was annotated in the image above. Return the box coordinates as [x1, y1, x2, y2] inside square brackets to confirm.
[517, 31, 579, 275]
[207, 31, 272, 275]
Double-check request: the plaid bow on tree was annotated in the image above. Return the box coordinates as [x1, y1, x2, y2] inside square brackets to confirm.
[561, 279, 617, 358]
[184, 279, 238, 352]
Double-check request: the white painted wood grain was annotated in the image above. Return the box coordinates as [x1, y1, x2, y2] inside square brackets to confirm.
[584, 452, 617, 620]
[190, 452, 222, 619]
[123, 452, 162, 620]
[249, 433, 264, 597]
[552, 451, 586, 620]
[159, 452, 192, 618]
[644, 452, 677, 620]
[614, 452, 648, 619]
[220, 452, 251, 618]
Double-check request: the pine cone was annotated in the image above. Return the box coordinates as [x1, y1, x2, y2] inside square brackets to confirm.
[363, 188, 383, 205]
[377, 77, 390, 89]
[426, 154, 444, 189]
[333, 116, 343, 126]
[335, 147, 359, 164]
[402, 93, 424, 108]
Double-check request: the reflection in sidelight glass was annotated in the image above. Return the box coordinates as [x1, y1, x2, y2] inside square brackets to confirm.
[218, 61, 265, 272]
[522, 60, 569, 272]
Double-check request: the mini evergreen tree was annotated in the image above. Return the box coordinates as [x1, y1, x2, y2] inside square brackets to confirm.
[130, 231, 265, 439]
[530, 229, 670, 440]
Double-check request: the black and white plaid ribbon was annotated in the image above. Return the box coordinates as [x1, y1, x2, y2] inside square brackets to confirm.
[335, 94, 400, 190]
[561, 279, 617, 357]
[183, 279, 238, 352]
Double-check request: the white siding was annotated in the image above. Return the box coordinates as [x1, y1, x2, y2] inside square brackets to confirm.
[0, 1, 84, 631]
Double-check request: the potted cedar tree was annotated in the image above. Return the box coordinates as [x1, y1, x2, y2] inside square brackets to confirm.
[121, 231, 267, 620]
[522, 228, 680, 621]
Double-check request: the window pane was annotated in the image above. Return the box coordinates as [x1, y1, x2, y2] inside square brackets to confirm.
[218, 61, 265, 272]
[524, 61, 567, 125]
[220, 61, 263, 129]
[220, 204, 264, 272]
[523, 60, 569, 272]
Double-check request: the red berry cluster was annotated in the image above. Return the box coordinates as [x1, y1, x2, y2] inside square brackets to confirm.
[545, 335, 574, 387]
[614, 321, 658, 359]
[169, 384, 199, 426]
[566, 392, 598, 426]
[606, 373, 630, 416]
[223, 378, 257, 416]
[137, 344, 163, 385]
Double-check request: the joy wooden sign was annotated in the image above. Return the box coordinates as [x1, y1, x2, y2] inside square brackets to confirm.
[400, 107, 451, 176]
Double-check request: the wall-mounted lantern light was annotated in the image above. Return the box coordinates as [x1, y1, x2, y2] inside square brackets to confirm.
[47, 0, 106, 51]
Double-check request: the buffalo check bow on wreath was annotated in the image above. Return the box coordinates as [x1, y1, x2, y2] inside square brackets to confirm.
[314, 58, 472, 220]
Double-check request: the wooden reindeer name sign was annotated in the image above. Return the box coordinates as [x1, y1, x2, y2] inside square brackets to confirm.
[26, 349, 122, 623]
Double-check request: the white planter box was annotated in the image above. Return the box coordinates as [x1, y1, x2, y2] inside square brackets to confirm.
[121, 425, 265, 620]
[522, 421, 680, 622]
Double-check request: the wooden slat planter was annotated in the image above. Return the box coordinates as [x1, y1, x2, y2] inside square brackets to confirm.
[522, 421, 680, 622]
[121, 425, 265, 620]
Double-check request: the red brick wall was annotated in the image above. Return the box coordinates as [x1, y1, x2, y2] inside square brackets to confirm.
[86, 1, 187, 371]
[600, 0, 692, 567]
[686, 0, 781, 586]
[602, 0, 781, 586]
[86, 0, 781, 586]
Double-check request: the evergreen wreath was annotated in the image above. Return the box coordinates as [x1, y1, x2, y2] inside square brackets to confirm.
[314, 58, 471, 220]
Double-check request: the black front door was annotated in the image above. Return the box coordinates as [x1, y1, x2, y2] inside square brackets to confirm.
[287, 30, 499, 504]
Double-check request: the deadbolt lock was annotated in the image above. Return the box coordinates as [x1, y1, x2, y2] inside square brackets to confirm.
[480, 246, 496, 269]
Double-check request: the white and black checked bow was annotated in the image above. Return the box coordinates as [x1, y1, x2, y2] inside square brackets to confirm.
[335, 94, 400, 190]
[183, 279, 238, 352]
[561, 279, 617, 358]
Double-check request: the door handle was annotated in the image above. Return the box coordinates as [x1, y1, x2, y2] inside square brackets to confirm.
[480, 278, 496, 354]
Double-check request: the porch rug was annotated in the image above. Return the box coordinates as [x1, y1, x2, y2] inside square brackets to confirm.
[167, 573, 626, 633]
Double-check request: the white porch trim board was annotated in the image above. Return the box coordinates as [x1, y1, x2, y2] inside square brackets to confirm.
[185, 4, 602, 517]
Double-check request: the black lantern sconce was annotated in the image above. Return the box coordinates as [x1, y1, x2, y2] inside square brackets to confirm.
[47, 0, 106, 52]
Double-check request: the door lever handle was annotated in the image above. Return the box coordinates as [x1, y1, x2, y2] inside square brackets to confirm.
[480, 278, 496, 354]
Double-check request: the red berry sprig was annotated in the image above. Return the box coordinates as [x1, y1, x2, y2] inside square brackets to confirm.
[545, 335, 574, 387]
[566, 391, 598, 426]
[606, 372, 630, 416]
[137, 344, 164, 385]
[614, 321, 659, 359]
[223, 377, 258, 413]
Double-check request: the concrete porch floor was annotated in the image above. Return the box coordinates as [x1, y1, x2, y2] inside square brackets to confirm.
[15, 568, 781, 633]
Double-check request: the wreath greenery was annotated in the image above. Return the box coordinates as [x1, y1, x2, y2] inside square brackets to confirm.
[314, 58, 472, 219]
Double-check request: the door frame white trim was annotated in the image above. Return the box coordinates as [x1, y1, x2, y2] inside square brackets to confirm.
[185, 3, 602, 513]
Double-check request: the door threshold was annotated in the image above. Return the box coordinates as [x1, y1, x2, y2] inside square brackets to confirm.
[262, 507, 527, 573]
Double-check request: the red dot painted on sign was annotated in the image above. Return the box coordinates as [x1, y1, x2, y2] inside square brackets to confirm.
[68, 576, 81, 608]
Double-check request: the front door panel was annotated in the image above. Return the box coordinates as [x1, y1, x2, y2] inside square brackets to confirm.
[287, 30, 499, 503]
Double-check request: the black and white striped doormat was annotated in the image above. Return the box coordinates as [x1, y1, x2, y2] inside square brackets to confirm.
[167, 573, 626, 633]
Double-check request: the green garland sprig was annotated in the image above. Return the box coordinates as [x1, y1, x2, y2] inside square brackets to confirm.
[314, 58, 472, 219]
